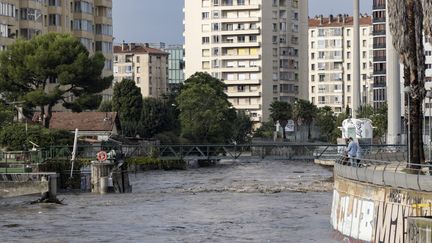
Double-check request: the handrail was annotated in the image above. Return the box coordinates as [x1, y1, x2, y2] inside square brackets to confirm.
[334, 155, 432, 191]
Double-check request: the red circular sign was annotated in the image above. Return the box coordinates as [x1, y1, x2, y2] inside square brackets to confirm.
[97, 151, 108, 161]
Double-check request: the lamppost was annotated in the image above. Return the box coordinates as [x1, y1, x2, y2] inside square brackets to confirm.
[404, 86, 411, 164]
[426, 90, 432, 162]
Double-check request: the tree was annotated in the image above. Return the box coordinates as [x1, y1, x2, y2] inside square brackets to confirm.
[230, 111, 253, 144]
[0, 102, 14, 126]
[356, 104, 388, 142]
[0, 123, 73, 151]
[177, 72, 233, 143]
[269, 101, 292, 139]
[140, 97, 179, 138]
[315, 106, 336, 142]
[98, 100, 112, 112]
[112, 79, 143, 137]
[254, 121, 276, 138]
[0, 33, 112, 128]
[388, 0, 432, 163]
[372, 103, 388, 142]
[293, 99, 318, 140]
[356, 105, 374, 119]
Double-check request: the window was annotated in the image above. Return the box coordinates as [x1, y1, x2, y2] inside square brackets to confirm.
[74, 1, 93, 14]
[48, 14, 61, 26]
[202, 12, 209, 19]
[202, 37, 210, 44]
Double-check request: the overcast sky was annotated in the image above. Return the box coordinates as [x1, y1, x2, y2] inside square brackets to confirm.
[113, 0, 372, 44]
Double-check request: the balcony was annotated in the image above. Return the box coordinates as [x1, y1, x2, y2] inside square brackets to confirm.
[280, 90, 299, 95]
[220, 16, 261, 23]
[373, 43, 386, 49]
[218, 66, 261, 72]
[373, 17, 386, 23]
[373, 56, 386, 62]
[374, 69, 387, 75]
[227, 91, 261, 97]
[95, 0, 112, 7]
[373, 4, 385, 10]
[373, 30, 386, 36]
[220, 54, 261, 60]
[233, 104, 261, 110]
[224, 79, 261, 85]
[220, 28, 261, 36]
[219, 41, 261, 48]
[217, 4, 261, 11]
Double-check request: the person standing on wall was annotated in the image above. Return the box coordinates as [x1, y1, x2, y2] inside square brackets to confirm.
[346, 137, 359, 166]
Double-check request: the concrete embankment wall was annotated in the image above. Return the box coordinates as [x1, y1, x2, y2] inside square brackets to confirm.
[332, 169, 432, 242]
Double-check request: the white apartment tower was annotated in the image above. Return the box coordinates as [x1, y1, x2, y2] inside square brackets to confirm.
[184, 0, 308, 123]
[309, 15, 373, 113]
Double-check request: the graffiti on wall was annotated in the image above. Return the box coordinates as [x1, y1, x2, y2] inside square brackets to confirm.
[332, 187, 432, 243]
[331, 190, 375, 242]
[374, 190, 429, 243]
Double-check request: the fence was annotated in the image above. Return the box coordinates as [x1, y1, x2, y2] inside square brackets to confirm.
[335, 155, 432, 192]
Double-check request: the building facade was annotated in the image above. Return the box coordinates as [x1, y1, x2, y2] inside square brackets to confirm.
[372, 0, 386, 109]
[148, 43, 185, 88]
[308, 15, 373, 113]
[0, 0, 113, 93]
[184, 0, 309, 123]
[113, 43, 169, 98]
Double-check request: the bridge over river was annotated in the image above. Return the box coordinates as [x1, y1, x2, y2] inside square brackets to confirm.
[22, 143, 408, 162]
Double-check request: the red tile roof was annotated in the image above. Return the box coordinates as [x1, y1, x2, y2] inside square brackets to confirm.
[33, 112, 119, 132]
[309, 15, 372, 27]
[114, 44, 168, 55]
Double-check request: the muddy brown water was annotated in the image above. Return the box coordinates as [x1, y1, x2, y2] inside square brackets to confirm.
[0, 160, 338, 243]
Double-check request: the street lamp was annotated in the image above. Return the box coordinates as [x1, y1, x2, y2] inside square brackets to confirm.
[404, 86, 411, 164]
[426, 90, 432, 162]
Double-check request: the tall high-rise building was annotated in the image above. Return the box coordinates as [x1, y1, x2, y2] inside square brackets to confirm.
[113, 43, 169, 99]
[0, 0, 113, 90]
[184, 0, 308, 124]
[372, 0, 387, 109]
[308, 15, 373, 113]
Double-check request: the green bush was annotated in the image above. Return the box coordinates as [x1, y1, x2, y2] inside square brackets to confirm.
[0, 123, 73, 151]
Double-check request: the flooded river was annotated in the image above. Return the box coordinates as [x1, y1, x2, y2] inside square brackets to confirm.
[0, 160, 337, 243]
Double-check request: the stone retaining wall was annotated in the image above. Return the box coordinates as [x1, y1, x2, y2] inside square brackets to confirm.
[332, 165, 432, 242]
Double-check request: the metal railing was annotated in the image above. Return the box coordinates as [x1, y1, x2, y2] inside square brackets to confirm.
[0, 143, 411, 163]
[335, 155, 432, 192]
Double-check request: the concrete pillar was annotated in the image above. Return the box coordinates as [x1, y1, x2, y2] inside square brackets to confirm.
[100, 177, 108, 194]
[385, 0, 402, 144]
[352, 0, 361, 118]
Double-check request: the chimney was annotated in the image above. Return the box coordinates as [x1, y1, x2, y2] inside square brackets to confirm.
[130, 43, 136, 50]
[121, 41, 126, 51]
[145, 43, 150, 48]
[338, 14, 343, 23]
[329, 14, 334, 24]
[343, 14, 347, 23]
[319, 15, 323, 25]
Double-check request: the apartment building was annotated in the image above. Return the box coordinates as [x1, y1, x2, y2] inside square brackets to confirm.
[184, 0, 309, 124]
[113, 43, 169, 98]
[372, 0, 386, 109]
[309, 15, 373, 113]
[148, 43, 185, 89]
[0, 0, 113, 89]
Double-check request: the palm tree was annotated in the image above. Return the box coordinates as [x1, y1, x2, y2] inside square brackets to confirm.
[269, 101, 292, 140]
[387, 0, 432, 164]
[293, 99, 318, 140]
